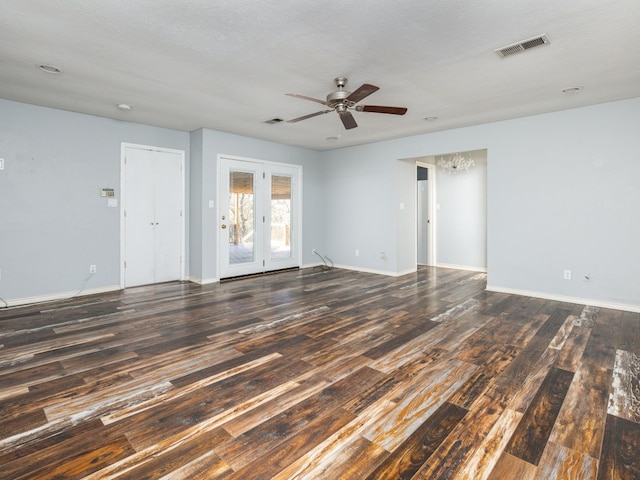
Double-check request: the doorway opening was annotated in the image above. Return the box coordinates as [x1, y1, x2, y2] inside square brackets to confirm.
[415, 150, 487, 272]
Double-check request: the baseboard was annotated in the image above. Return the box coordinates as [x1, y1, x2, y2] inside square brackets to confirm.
[302, 261, 324, 269]
[436, 263, 487, 273]
[486, 285, 640, 313]
[186, 276, 219, 285]
[333, 264, 417, 277]
[2, 285, 122, 309]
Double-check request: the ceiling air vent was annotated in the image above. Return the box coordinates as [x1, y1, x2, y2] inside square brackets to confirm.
[495, 34, 550, 58]
[264, 117, 284, 124]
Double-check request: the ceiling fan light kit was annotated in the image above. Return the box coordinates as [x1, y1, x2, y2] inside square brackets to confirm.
[286, 77, 407, 130]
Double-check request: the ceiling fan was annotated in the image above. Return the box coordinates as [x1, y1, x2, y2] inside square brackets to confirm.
[286, 77, 407, 130]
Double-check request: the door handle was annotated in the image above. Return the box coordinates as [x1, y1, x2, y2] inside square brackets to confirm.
[221, 224, 227, 229]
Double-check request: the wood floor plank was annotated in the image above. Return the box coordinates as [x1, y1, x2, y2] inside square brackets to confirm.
[227, 406, 355, 480]
[112, 427, 232, 480]
[507, 347, 562, 413]
[215, 365, 384, 470]
[607, 349, 640, 424]
[495, 335, 549, 395]
[487, 452, 537, 480]
[220, 378, 327, 437]
[364, 401, 467, 480]
[360, 358, 477, 452]
[616, 311, 640, 353]
[410, 385, 512, 479]
[534, 441, 598, 480]
[581, 308, 621, 369]
[26, 435, 134, 479]
[0, 424, 135, 480]
[0, 266, 635, 479]
[457, 407, 524, 480]
[548, 362, 611, 459]
[555, 323, 593, 372]
[597, 414, 640, 480]
[269, 400, 393, 480]
[121, 357, 312, 450]
[0, 419, 105, 466]
[0, 409, 49, 446]
[505, 367, 574, 466]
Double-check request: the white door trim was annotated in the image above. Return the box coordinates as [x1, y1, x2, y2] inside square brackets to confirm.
[120, 143, 186, 288]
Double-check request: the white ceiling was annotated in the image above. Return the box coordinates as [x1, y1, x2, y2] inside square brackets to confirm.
[2, 0, 640, 151]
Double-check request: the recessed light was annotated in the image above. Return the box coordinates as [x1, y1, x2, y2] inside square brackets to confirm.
[424, 116, 438, 121]
[39, 64, 62, 74]
[562, 86, 583, 94]
[117, 103, 132, 111]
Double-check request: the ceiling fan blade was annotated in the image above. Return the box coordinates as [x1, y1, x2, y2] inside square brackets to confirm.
[286, 93, 329, 106]
[339, 111, 358, 130]
[357, 105, 408, 115]
[346, 83, 379, 103]
[287, 110, 332, 123]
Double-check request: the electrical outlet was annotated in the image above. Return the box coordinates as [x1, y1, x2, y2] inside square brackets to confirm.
[380, 252, 387, 260]
[563, 270, 571, 280]
[89, 265, 97, 274]
[312, 248, 317, 254]
[355, 249, 359, 257]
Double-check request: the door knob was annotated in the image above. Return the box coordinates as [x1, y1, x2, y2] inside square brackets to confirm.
[221, 224, 227, 229]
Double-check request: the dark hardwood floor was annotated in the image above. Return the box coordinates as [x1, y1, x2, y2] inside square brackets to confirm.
[0, 266, 638, 479]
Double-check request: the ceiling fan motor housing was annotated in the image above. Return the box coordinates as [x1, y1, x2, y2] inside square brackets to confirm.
[328, 77, 353, 111]
[327, 90, 351, 110]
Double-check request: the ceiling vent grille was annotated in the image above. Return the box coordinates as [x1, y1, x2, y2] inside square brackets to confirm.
[264, 117, 284, 124]
[495, 34, 550, 58]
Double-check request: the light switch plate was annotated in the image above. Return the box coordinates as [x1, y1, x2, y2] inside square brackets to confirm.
[0, 158, 4, 170]
[108, 198, 118, 208]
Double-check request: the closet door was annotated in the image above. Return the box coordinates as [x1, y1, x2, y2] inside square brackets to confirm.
[123, 145, 184, 287]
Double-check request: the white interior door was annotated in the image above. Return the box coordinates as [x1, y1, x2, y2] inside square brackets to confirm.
[219, 157, 300, 279]
[417, 178, 429, 265]
[417, 163, 435, 266]
[123, 145, 184, 287]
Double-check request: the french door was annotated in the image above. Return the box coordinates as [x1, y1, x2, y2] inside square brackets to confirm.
[218, 157, 301, 278]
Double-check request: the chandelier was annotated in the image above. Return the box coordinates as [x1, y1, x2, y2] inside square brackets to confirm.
[438, 152, 474, 174]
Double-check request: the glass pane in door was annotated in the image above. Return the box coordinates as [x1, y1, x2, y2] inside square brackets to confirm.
[229, 171, 255, 265]
[270, 175, 292, 259]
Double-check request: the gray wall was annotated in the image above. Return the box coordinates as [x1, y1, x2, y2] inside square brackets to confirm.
[0, 99, 190, 302]
[0, 100, 325, 302]
[320, 97, 640, 310]
[2, 95, 638, 311]
[320, 144, 400, 274]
